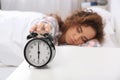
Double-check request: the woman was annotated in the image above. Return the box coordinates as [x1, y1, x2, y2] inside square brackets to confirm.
[29, 9, 104, 46]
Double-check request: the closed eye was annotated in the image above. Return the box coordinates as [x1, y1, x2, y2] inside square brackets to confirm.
[77, 26, 82, 33]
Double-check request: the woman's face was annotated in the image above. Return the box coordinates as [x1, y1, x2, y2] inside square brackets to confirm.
[64, 25, 96, 45]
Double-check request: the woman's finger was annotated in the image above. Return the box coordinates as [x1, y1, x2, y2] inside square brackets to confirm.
[29, 24, 37, 33]
[36, 22, 45, 34]
[44, 23, 51, 33]
[30, 22, 51, 34]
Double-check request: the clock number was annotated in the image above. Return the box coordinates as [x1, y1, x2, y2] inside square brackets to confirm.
[30, 46, 33, 49]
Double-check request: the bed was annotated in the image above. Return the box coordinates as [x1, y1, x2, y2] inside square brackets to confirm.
[0, 7, 119, 80]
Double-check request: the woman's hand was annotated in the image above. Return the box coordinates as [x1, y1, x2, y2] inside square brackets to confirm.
[29, 22, 51, 34]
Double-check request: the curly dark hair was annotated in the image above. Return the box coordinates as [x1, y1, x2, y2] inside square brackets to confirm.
[50, 9, 104, 44]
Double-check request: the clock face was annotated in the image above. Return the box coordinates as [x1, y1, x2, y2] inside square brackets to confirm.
[24, 39, 52, 67]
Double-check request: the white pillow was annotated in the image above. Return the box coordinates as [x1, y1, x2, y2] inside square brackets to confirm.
[8, 11, 46, 48]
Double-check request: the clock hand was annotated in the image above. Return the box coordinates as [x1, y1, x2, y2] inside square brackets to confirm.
[38, 41, 40, 63]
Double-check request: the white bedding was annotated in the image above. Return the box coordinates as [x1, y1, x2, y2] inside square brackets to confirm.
[0, 8, 119, 80]
[0, 8, 119, 64]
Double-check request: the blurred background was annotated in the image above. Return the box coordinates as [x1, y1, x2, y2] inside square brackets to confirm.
[0, 0, 109, 19]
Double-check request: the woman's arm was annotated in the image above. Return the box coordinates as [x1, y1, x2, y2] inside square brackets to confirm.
[29, 16, 59, 38]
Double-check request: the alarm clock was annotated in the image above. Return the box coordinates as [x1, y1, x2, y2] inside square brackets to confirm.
[24, 32, 56, 68]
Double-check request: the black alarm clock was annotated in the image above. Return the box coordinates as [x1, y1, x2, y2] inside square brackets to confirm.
[24, 32, 56, 68]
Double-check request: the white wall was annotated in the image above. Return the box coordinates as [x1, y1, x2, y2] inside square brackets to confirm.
[110, 0, 120, 45]
[1, 0, 81, 19]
